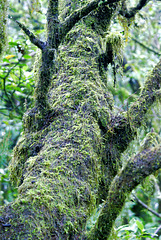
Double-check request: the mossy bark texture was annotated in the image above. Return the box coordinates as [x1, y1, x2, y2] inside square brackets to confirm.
[0, 0, 161, 239]
[0, 0, 8, 57]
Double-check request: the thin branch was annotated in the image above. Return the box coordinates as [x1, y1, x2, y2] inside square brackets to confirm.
[87, 144, 161, 240]
[120, 0, 149, 18]
[152, 224, 161, 238]
[60, 0, 120, 42]
[132, 37, 161, 56]
[132, 194, 161, 218]
[2, 61, 20, 107]
[16, 20, 45, 50]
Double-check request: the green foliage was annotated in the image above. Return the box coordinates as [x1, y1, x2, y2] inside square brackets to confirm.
[0, 132, 18, 205]
[85, 204, 103, 232]
[0, 39, 34, 120]
[117, 218, 157, 239]
[0, 0, 42, 205]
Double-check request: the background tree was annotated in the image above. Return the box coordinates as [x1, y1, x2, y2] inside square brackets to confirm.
[0, 0, 161, 239]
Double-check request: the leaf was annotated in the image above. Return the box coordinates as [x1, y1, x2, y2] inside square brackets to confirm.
[9, 42, 17, 46]
[23, 54, 32, 59]
[136, 220, 144, 232]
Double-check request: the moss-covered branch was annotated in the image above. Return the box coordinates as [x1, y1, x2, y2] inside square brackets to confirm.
[129, 58, 161, 128]
[105, 59, 161, 162]
[46, 0, 59, 48]
[59, 0, 120, 42]
[2, 0, 161, 239]
[120, 0, 149, 18]
[88, 143, 161, 239]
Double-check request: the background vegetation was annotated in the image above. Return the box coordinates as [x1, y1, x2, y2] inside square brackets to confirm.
[0, 0, 161, 238]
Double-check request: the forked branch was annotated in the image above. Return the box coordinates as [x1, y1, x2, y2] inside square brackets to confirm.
[16, 0, 121, 50]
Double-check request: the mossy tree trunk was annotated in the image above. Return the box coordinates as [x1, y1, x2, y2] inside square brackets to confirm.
[0, 0, 161, 239]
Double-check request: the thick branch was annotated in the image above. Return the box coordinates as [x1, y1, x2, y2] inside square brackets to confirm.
[46, 0, 59, 48]
[129, 58, 161, 128]
[88, 144, 161, 240]
[106, 59, 161, 159]
[60, 0, 120, 42]
[16, 20, 45, 50]
[120, 0, 149, 18]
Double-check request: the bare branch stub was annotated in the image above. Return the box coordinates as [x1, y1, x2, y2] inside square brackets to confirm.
[16, 20, 45, 50]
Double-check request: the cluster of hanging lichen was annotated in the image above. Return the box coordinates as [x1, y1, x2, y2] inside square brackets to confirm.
[0, 0, 8, 57]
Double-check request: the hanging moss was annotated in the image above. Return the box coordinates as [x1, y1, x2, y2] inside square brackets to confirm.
[118, 14, 133, 42]
[105, 32, 124, 63]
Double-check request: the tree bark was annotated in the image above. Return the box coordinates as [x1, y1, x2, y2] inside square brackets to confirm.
[0, 0, 161, 239]
[0, 0, 8, 57]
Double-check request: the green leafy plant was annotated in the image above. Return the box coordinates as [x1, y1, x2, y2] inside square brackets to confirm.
[117, 218, 157, 239]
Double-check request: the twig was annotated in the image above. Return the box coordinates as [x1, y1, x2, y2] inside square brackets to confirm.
[152, 224, 161, 238]
[16, 20, 45, 50]
[132, 37, 161, 56]
[132, 194, 161, 218]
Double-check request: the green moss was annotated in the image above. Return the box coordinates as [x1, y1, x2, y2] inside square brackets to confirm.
[118, 14, 133, 42]
[105, 32, 124, 62]
[6, 6, 140, 236]
[0, 0, 8, 57]
[140, 131, 161, 151]
[7, 22, 116, 238]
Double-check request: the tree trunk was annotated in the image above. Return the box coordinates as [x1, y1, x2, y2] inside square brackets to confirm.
[0, 0, 161, 239]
